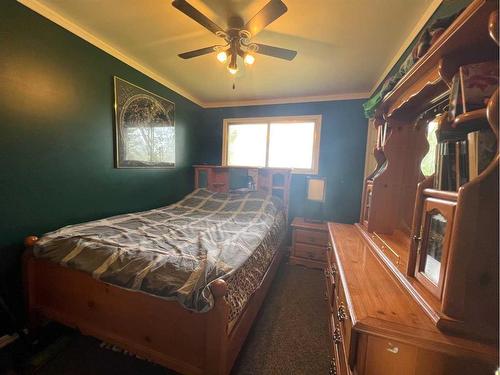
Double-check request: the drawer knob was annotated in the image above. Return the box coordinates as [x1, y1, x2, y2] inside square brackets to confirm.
[337, 303, 347, 322]
[327, 243, 333, 251]
[332, 265, 337, 279]
[333, 325, 342, 344]
[386, 342, 399, 354]
[325, 268, 336, 278]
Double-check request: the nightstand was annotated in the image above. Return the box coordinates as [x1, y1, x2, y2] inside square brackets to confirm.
[289, 217, 329, 269]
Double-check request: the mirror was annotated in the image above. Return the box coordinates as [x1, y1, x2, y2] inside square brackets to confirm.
[420, 119, 438, 177]
[422, 211, 447, 284]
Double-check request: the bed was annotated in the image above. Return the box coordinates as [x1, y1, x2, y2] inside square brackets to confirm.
[23, 166, 291, 375]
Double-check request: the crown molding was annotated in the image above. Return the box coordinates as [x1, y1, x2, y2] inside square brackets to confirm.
[203, 92, 370, 108]
[369, 0, 443, 95]
[17, 0, 204, 107]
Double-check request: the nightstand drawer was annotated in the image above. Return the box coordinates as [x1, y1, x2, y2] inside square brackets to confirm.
[294, 243, 326, 262]
[295, 229, 328, 246]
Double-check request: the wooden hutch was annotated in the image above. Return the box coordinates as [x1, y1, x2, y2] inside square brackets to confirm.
[325, 1, 499, 374]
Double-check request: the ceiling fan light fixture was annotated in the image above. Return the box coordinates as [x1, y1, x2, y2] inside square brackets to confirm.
[172, 0, 297, 76]
[227, 51, 238, 74]
[244, 53, 255, 65]
[216, 51, 227, 63]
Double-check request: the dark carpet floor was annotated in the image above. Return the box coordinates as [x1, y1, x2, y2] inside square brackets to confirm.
[31, 263, 330, 375]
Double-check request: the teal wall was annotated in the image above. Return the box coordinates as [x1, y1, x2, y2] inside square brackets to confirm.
[0, 1, 202, 314]
[196, 101, 368, 225]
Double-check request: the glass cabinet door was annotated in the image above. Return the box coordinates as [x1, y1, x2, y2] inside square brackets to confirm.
[415, 197, 456, 299]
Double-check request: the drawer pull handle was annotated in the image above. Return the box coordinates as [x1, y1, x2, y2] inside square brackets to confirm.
[333, 325, 342, 344]
[327, 243, 333, 251]
[325, 268, 337, 279]
[337, 303, 347, 322]
[386, 343, 399, 354]
[332, 265, 337, 279]
[329, 356, 337, 375]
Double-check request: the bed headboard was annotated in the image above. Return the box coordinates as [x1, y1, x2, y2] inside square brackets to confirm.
[193, 165, 291, 218]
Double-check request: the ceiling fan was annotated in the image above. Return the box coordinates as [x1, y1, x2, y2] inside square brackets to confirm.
[172, 0, 297, 75]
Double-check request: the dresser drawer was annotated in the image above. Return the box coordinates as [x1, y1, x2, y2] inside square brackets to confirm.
[294, 243, 326, 262]
[357, 335, 418, 375]
[295, 229, 328, 246]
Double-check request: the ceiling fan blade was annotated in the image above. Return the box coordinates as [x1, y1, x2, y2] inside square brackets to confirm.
[178, 46, 217, 59]
[172, 0, 225, 36]
[254, 43, 297, 61]
[244, 0, 288, 37]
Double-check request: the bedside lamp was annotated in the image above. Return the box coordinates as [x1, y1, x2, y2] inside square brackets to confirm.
[305, 176, 327, 223]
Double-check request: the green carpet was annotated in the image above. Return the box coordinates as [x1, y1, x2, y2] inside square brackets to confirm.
[34, 263, 330, 374]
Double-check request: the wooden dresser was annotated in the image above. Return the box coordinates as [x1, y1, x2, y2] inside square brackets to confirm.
[325, 223, 497, 375]
[289, 217, 328, 269]
[325, 1, 499, 373]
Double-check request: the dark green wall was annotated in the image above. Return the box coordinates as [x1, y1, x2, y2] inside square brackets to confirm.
[196, 101, 368, 224]
[0, 1, 202, 314]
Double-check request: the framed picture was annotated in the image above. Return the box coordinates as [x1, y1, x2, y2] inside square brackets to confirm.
[114, 76, 175, 168]
[459, 61, 498, 113]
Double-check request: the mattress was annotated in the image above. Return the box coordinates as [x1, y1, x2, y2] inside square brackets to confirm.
[33, 189, 286, 316]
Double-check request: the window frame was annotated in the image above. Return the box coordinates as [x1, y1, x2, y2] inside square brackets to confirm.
[222, 115, 322, 175]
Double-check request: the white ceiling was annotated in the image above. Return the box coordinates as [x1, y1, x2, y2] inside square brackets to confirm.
[20, 0, 439, 107]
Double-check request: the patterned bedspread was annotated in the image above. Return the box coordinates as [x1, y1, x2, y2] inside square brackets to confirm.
[33, 189, 286, 315]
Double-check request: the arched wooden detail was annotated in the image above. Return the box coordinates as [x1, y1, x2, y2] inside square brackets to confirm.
[488, 9, 499, 45]
[439, 85, 499, 340]
[367, 119, 427, 234]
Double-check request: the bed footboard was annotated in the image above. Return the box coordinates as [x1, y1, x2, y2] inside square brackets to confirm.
[23, 236, 233, 375]
[23, 236, 285, 375]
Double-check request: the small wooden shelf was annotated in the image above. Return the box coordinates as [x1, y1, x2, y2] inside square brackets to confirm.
[423, 188, 459, 201]
[372, 230, 411, 273]
[452, 108, 489, 131]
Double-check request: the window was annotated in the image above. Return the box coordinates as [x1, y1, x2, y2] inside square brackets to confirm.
[222, 115, 321, 174]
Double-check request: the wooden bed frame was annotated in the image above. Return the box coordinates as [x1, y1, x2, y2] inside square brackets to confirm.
[23, 166, 291, 375]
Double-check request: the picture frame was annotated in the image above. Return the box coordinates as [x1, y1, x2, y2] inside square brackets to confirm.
[113, 76, 175, 168]
[459, 61, 498, 113]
